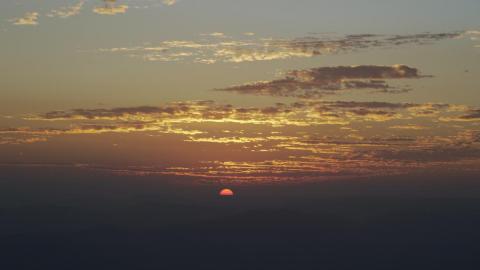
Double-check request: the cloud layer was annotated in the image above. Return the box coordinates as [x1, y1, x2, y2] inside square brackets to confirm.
[2, 99, 479, 182]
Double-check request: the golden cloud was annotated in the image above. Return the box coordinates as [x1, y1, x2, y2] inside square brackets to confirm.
[11, 12, 39, 26]
[2, 101, 479, 182]
[47, 1, 85, 18]
[96, 31, 463, 63]
[94, 1, 128, 15]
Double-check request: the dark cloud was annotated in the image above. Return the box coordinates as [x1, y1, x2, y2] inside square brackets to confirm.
[30, 100, 452, 125]
[373, 147, 480, 162]
[217, 65, 425, 99]
[385, 32, 462, 45]
[459, 109, 480, 120]
[39, 105, 193, 120]
[32, 101, 302, 122]
[342, 80, 390, 89]
[280, 32, 462, 54]
[287, 65, 421, 80]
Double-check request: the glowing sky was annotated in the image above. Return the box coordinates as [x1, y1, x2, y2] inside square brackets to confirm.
[1, 0, 480, 182]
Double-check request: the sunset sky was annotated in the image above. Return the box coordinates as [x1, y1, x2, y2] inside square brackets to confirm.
[2, 1, 480, 269]
[1, 0, 480, 183]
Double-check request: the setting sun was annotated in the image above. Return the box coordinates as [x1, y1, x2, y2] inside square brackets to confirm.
[219, 188, 234, 196]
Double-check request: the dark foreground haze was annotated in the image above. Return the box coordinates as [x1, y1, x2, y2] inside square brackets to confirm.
[1, 166, 479, 270]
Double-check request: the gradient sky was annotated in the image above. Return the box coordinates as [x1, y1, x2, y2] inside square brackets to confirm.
[1, 0, 480, 183]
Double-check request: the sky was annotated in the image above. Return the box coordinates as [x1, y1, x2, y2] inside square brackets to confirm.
[1, 0, 480, 183]
[2, 2, 480, 269]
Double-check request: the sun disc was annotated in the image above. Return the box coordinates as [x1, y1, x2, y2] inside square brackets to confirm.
[219, 188, 234, 196]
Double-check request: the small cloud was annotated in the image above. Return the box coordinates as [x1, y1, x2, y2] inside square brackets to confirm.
[94, 1, 128, 15]
[201, 32, 226, 38]
[243, 32, 255, 36]
[93, 5, 128, 15]
[463, 30, 480, 48]
[163, 0, 178, 6]
[389, 125, 428, 130]
[464, 30, 480, 40]
[47, 1, 85, 19]
[10, 12, 39, 26]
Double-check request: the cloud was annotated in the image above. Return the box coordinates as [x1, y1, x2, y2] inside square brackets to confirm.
[28, 101, 327, 127]
[383, 32, 461, 45]
[459, 30, 480, 48]
[316, 101, 416, 110]
[0, 136, 47, 145]
[371, 131, 480, 162]
[201, 32, 226, 38]
[441, 109, 480, 122]
[163, 0, 178, 6]
[308, 100, 424, 122]
[94, 1, 128, 15]
[389, 125, 428, 130]
[464, 30, 480, 41]
[47, 1, 85, 18]
[0, 122, 203, 144]
[10, 12, 39, 26]
[459, 109, 480, 120]
[4, 101, 480, 181]
[6, 100, 471, 148]
[96, 31, 463, 63]
[93, 5, 128, 15]
[216, 65, 424, 99]
[36, 105, 191, 120]
[11, 100, 463, 150]
[27, 100, 457, 126]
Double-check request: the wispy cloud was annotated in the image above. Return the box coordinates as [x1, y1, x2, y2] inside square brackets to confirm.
[95, 31, 463, 63]
[25, 100, 441, 126]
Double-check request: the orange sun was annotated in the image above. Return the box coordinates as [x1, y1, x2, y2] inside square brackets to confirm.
[219, 188, 234, 196]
